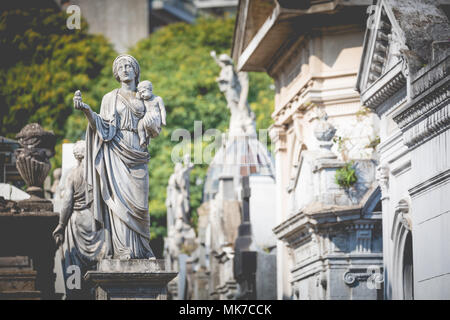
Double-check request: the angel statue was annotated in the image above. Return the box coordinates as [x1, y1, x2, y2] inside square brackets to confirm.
[210, 51, 256, 136]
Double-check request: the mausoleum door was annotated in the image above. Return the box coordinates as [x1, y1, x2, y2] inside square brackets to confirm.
[402, 232, 414, 300]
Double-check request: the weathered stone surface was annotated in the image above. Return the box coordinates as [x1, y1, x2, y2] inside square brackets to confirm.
[356, 0, 450, 300]
[15, 123, 55, 198]
[0, 211, 59, 299]
[15, 198, 54, 212]
[85, 259, 177, 300]
[0, 196, 20, 214]
[255, 252, 277, 300]
[97, 259, 166, 273]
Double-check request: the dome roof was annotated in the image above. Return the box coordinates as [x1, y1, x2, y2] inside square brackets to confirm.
[203, 135, 275, 202]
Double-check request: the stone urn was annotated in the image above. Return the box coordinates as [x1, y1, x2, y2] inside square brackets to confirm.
[313, 109, 337, 158]
[15, 123, 56, 211]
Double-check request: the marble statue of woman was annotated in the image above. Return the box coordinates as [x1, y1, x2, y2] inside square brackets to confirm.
[74, 54, 161, 260]
[52, 140, 104, 298]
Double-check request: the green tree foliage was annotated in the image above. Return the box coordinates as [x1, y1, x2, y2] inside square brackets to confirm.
[0, 7, 116, 156]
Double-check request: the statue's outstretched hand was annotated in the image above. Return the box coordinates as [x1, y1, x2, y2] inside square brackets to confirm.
[74, 90, 83, 110]
[74, 90, 89, 110]
[210, 50, 216, 58]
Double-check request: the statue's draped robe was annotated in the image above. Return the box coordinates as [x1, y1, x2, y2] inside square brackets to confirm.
[85, 89, 154, 259]
[60, 162, 103, 297]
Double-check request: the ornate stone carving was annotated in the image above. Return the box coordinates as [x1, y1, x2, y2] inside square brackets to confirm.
[343, 267, 374, 286]
[316, 272, 327, 290]
[376, 165, 390, 200]
[393, 55, 449, 148]
[411, 55, 449, 99]
[364, 70, 407, 110]
[15, 123, 56, 199]
[367, 8, 392, 85]
[394, 85, 449, 130]
[395, 200, 411, 231]
[312, 108, 336, 156]
[268, 124, 287, 153]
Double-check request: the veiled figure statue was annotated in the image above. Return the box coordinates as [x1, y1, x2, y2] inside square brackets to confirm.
[74, 54, 164, 260]
[52, 141, 103, 298]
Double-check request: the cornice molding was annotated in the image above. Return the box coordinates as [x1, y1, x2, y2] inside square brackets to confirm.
[392, 56, 450, 149]
[361, 62, 406, 110]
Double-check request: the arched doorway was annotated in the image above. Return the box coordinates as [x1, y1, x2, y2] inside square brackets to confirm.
[391, 199, 414, 300]
[402, 232, 413, 300]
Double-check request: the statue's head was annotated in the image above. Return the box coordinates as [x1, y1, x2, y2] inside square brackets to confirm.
[219, 53, 233, 65]
[113, 54, 140, 87]
[175, 162, 183, 172]
[137, 80, 153, 100]
[73, 140, 86, 162]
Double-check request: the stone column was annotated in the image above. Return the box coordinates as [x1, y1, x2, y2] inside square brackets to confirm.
[85, 259, 177, 300]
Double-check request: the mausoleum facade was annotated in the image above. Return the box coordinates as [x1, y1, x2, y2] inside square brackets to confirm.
[356, 0, 450, 300]
[232, 0, 384, 299]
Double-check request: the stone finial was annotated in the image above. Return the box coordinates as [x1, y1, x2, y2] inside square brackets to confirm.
[312, 108, 336, 157]
[313, 108, 336, 142]
[16, 123, 56, 156]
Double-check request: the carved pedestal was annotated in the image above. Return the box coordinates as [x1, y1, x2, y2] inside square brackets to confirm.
[85, 259, 177, 300]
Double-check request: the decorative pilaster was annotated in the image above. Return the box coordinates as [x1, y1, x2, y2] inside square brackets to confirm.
[269, 124, 287, 154]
